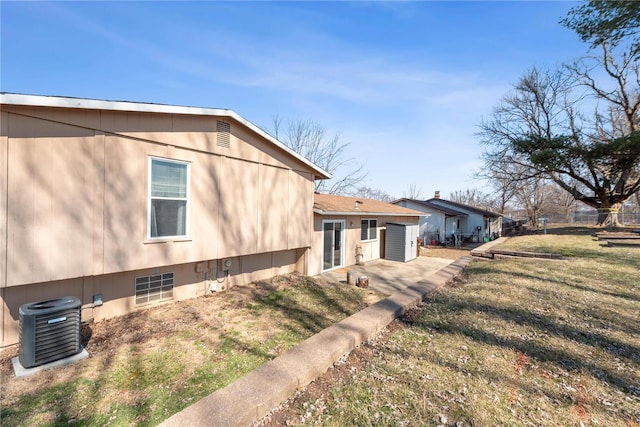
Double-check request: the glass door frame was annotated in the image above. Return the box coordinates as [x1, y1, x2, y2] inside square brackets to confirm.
[321, 219, 345, 272]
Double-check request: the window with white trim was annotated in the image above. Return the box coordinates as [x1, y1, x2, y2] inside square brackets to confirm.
[135, 272, 174, 304]
[360, 219, 377, 241]
[148, 157, 190, 239]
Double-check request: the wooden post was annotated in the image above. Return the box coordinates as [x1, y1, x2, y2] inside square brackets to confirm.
[347, 271, 358, 285]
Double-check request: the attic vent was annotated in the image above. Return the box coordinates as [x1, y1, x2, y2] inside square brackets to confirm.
[217, 121, 231, 148]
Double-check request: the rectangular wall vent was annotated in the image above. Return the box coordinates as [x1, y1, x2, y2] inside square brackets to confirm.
[217, 121, 231, 148]
[135, 272, 174, 305]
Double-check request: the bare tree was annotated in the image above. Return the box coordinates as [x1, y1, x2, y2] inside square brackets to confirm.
[478, 43, 640, 227]
[449, 188, 497, 211]
[540, 183, 578, 220]
[490, 177, 518, 214]
[477, 158, 538, 217]
[271, 115, 367, 194]
[403, 183, 424, 200]
[350, 186, 394, 202]
[507, 177, 547, 225]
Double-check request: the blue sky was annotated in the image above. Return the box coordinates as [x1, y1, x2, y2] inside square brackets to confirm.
[1, 1, 586, 199]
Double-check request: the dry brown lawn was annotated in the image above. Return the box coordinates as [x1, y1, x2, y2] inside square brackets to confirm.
[0, 273, 383, 426]
[259, 229, 640, 426]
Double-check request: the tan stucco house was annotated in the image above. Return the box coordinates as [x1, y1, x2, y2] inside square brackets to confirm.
[309, 194, 424, 276]
[0, 93, 330, 347]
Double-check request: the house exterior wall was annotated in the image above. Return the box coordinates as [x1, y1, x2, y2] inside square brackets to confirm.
[309, 215, 419, 276]
[0, 105, 316, 346]
[394, 200, 446, 244]
[461, 212, 482, 235]
[488, 216, 503, 238]
[427, 199, 503, 239]
[0, 248, 305, 346]
[423, 214, 445, 242]
[445, 216, 460, 238]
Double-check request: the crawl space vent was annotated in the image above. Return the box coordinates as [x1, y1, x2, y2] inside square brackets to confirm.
[217, 121, 231, 148]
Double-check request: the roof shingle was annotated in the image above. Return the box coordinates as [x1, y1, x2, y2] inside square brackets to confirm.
[314, 194, 423, 216]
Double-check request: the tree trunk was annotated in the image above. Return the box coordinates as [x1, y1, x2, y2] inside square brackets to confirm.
[596, 203, 623, 228]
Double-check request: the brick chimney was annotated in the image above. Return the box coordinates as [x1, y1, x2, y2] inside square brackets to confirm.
[435, 191, 440, 199]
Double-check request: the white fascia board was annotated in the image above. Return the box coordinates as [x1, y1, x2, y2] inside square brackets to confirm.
[313, 209, 423, 217]
[0, 93, 332, 180]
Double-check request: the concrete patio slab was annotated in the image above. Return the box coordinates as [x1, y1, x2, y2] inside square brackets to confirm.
[318, 256, 455, 295]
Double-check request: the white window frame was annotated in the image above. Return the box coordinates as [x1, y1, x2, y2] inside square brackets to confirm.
[360, 218, 378, 241]
[147, 156, 191, 240]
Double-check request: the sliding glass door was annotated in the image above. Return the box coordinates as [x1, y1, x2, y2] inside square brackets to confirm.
[322, 220, 344, 271]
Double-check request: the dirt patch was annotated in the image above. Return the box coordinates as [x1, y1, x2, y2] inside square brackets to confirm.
[420, 245, 474, 260]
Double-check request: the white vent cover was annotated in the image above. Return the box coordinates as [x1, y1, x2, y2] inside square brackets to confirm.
[217, 121, 231, 148]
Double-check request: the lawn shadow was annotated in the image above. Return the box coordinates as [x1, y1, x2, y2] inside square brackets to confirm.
[403, 291, 640, 398]
[416, 346, 636, 424]
[250, 276, 370, 336]
[522, 285, 640, 337]
[468, 264, 640, 303]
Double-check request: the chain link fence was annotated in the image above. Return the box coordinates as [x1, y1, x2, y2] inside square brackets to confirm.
[542, 212, 640, 226]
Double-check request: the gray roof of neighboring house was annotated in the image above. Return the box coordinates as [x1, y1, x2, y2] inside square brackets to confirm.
[425, 198, 502, 217]
[0, 92, 332, 180]
[392, 198, 468, 217]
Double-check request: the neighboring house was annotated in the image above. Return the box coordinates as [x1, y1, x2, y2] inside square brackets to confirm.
[310, 194, 423, 275]
[0, 93, 330, 347]
[393, 198, 468, 244]
[394, 194, 502, 244]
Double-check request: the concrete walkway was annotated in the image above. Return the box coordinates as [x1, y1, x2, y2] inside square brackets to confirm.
[159, 255, 475, 427]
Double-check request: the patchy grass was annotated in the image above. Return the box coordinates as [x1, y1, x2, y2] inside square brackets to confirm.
[274, 229, 639, 426]
[0, 273, 383, 427]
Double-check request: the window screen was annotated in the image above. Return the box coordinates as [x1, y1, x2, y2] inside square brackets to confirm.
[360, 219, 377, 241]
[149, 158, 189, 238]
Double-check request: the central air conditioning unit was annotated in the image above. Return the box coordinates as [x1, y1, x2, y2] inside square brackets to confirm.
[19, 296, 82, 369]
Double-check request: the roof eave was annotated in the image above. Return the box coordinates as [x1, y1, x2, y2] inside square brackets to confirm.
[393, 198, 468, 216]
[313, 208, 423, 217]
[426, 198, 502, 217]
[0, 92, 332, 180]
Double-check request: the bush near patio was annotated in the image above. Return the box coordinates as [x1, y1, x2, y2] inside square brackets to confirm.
[273, 227, 640, 426]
